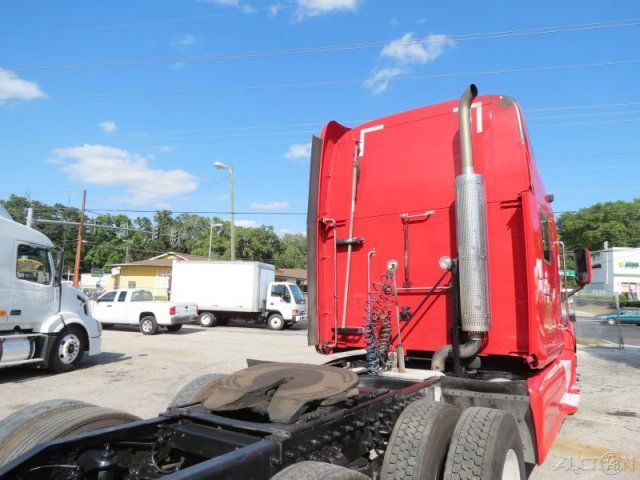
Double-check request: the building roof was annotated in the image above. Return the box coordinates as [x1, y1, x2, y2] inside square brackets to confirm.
[108, 251, 211, 268]
[276, 268, 307, 280]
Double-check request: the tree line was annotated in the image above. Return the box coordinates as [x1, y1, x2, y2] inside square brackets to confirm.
[1, 195, 307, 271]
[4, 193, 638, 273]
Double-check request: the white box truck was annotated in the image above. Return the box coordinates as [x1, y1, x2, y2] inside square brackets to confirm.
[0, 205, 101, 372]
[170, 261, 307, 330]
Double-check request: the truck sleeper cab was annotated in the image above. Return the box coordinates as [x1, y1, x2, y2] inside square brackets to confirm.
[0, 205, 101, 372]
[0, 85, 591, 479]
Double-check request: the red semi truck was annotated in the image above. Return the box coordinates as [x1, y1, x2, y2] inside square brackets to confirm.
[0, 85, 591, 480]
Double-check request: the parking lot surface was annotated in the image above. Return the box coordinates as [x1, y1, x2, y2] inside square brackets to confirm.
[1, 322, 639, 479]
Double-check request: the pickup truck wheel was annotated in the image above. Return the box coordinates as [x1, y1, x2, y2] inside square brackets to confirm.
[48, 325, 86, 373]
[199, 312, 217, 327]
[443, 407, 525, 480]
[270, 461, 370, 480]
[168, 373, 229, 409]
[380, 400, 460, 480]
[0, 400, 139, 468]
[166, 324, 183, 332]
[140, 316, 159, 335]
[268, 313, 285, 330]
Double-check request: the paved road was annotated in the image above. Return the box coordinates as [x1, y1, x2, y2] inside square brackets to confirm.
[0, 323, 638, 479]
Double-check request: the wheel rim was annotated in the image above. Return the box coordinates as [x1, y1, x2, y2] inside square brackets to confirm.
[201, 314, 213, 326]
[59, 333, 81, 364]
[501, 449, 521, 480]
[142, 320, 153, 332]
[270, 317, 282, 328]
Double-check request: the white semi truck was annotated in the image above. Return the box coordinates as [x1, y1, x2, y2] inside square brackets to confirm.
[170, 261, 307, 330]
[0, 205, 102, 372]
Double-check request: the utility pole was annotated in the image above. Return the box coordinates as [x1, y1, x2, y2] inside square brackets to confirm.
[229, 164, 235, 261]
[214, 162, 235, 261]
[73, 190, 86, 289]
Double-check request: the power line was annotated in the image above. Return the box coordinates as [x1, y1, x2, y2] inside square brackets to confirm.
[86, 208, 307, 215]
[530, 117, 640, 128]
[526, 100, 640, 112]
[2, 101, 640, 145]
[5, 6, 285, 41]
[537, 150, 640, 161]
[9, 18, 640, 72]
[3, 59, 638, 101]
[527, 109, 640, 120]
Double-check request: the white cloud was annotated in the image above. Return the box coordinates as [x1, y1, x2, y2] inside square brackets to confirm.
[284, 143, 311, 162]
[250, 200, 290, 211]
[98, 120, 117, 133]
[152, 145, 175, 153]
[172, 34, 197, 51]
[202, 0, 255, 13]
[0, 68, 47, 102]
[364, 67, 403, 94]
[381, 33, 454, 65]
[269, 2, 283, 15]
[52, 144, 198, 205]
[235, 219, 260, 228]
[278, 229, 306, 237]
[296, 0, 358, 19]
[366, 32, 454, 94]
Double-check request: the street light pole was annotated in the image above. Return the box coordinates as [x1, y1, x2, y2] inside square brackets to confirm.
[229, 164, 235, 261]
[214, 162, 235, 261]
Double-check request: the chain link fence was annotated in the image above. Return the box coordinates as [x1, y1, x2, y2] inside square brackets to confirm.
[570, 291, 625, 349]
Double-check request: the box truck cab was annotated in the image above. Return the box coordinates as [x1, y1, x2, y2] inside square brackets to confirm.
[0, 205, 101, 372]
[170, 261, 307, 330]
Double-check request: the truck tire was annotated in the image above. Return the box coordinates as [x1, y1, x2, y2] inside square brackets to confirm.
[268, 313, 285, 330]
[0, 401, 139, 467]
[48, 325, 86, 373]
[380, 400, 460, 480]
[140, 315, 159, 335]
[167, 373, 229, 409]
[199, 312, 217, 327]
[443, 407, 526, 480]
[270, 461, 370, 480]
[166, 324, 183, 332]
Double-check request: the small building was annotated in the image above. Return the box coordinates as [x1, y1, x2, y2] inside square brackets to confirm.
[588, 247, 640, 299]
[275, 268, 308, 292]
[107, 252, 209, 299]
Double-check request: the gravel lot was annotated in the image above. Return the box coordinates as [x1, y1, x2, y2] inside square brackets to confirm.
[1, 322, 638, 479]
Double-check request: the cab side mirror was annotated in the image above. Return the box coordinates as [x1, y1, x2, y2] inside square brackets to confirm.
[574, 248, 592, 285]
[283, 293, 291, 303]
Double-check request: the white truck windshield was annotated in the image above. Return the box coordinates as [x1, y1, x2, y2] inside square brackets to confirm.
[289, 284, 305, 304]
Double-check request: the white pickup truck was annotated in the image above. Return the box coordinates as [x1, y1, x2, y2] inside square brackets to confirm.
[89, 289, 197, 335]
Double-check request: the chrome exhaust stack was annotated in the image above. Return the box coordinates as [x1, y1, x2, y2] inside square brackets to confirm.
[433, 84, 490, 371]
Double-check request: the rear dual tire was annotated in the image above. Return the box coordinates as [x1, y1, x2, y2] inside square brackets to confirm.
[380, 400, 460, 480]
[443, 407, 525, 480]
[271, 461, 370, 480]
[0, 400, 139, 468]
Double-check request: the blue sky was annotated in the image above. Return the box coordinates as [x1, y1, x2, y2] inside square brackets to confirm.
[1, 0, 639, 235]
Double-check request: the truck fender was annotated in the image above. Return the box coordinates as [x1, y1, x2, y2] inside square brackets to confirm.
[38, 311, 98, 340]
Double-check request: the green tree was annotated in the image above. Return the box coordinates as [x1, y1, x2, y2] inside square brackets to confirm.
[557, 199, 640, 252]
[236, 226, 283, 263]
[275, 233, 307, 268]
